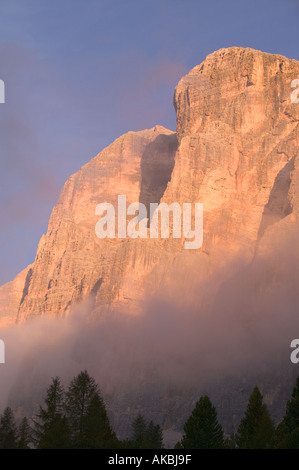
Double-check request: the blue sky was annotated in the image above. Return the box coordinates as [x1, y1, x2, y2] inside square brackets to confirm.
[0, 0, 298, 284]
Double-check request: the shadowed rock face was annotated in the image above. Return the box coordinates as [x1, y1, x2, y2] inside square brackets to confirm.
[139, 133, 177, 221]
[0, 47, 299, 326]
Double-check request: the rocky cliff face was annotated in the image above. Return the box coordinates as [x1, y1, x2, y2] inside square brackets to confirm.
[1, 46, 299, 437]
[3, 126, 178, 323]
[170, 47, 299, 261]
[1, 46, 298, 325]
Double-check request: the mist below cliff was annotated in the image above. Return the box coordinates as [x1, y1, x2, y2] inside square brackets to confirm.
[0, 226, 298, 436]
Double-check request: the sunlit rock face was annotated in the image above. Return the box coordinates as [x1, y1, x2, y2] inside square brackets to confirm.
[0, 47, 299, 326]
[1, 47, 299, 441]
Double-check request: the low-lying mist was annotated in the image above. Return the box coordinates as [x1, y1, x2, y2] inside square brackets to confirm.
[0, 225, 299, 432]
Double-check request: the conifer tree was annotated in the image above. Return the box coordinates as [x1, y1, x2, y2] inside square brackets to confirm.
[132, 414, 148, 448]
[17, 417, 32, 449]
[276, 376, 299, 448]
[34, 376, 70, 449]
[145, 420, 163, 449]
[66, 370, 115, 448]
[131, 414, 163, 449]
[181, 396, 224, 449]
[80, 392, 117, 448]
[236, 386, 275, 449]
[0, 407, 18, 449]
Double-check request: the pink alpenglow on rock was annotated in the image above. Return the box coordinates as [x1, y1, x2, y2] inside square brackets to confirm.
[0, 47, 299, 325]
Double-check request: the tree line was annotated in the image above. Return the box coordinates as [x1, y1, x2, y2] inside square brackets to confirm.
[1, 371, 299, 449]
[0, 370, 162, 449]
[176, 378, 299, 449]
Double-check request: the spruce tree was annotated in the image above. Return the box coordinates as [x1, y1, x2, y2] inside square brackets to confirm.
[34, 376, 70, 449]
[145, 421, 163, 449]
[236, 386, 275, 449]
[131, 414, 163, 449]
[273, 420, 287, 449]
[17, 417, 32, 449]
[66, 370, 115, 448]
[132, 414, 148, 448]
[277, 376, 299, 448]
[181, 396, 224, 449]
[80, 393, 117, 448]
[0, 407, 18, 449]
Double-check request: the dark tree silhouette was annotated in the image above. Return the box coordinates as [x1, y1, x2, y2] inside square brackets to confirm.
[66, 370, 115, 448]
[80, 393, 117, 448]
[181, 396, 224, 449]
[34, 376, 70, 449]
[0, 407, 18, 449]
[236, 386, 275, 449]
[275, 376, 299, 448]
[18, 417, 32, 449]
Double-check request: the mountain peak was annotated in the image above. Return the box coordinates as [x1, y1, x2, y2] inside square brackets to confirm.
[0, 47, 299, 325]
